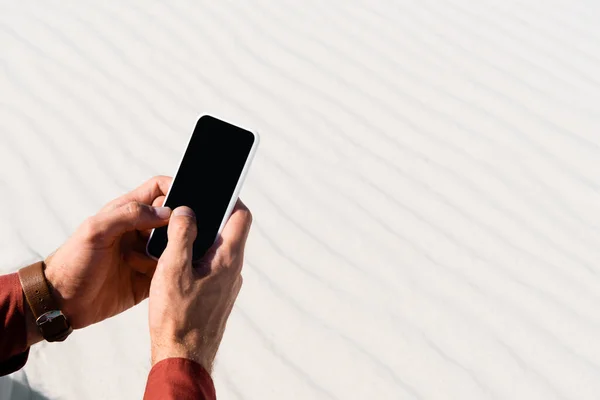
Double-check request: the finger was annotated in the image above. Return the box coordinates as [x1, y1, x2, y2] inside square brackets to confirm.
[158, 206, 197, 274]
[137, 229, 152, 243]
[123, 250, 158, 276]
[121, 229, 149, 255]
[87, 202, 171, 245]
[220, 199, 253, 252]
[152, 195, 166, 208]
[101, 176, 172, 212]
[138, 195, 168, 240]
[132, 273, 153, 305]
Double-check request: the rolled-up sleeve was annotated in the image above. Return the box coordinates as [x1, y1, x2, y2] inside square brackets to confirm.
[144, 358, 216, 400]
[0, 273, 29, 376]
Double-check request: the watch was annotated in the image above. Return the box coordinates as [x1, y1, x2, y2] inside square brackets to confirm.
[18, 261, 73, 342]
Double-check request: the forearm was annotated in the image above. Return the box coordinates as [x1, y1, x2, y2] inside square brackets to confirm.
[0, 273, 31, 375]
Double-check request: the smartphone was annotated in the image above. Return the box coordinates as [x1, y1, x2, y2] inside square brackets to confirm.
[146, 115, 259, 261]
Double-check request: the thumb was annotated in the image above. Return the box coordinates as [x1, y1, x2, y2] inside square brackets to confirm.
[157, 206, 197, 274]
[88, 202, 171, 245]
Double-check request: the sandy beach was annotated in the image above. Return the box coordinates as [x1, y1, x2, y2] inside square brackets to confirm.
[1, 1, 600, 399]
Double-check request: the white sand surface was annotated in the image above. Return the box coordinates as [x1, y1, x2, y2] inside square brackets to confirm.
[1, 1, 600, 399]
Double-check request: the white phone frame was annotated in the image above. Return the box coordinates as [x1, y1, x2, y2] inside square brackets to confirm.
[146, 115, 260, 260]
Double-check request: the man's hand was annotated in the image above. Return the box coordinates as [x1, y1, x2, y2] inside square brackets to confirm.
[41, 176, 173, 338]
[148, 201, 252, 373]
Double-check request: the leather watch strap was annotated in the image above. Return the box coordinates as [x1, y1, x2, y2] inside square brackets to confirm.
[18, 261, 72, 342]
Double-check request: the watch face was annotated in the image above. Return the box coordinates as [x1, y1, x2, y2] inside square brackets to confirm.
[37, 310, 72, 342]
[36, 310, 63, 325]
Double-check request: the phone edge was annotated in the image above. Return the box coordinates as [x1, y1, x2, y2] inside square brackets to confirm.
[215, 128, 260, 239]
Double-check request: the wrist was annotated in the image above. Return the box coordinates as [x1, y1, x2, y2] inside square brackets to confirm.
[18, 260, 74, 343]
[151, 340, 214, 373]
[43, 265, 76, 337]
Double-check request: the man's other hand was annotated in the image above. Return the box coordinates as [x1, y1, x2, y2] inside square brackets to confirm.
[43, 176, 173, 331]
[148, 201, 252, 373]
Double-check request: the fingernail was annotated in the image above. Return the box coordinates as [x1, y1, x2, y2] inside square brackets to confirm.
[153, 207, 172, 219]
[173, 207, 196, 219]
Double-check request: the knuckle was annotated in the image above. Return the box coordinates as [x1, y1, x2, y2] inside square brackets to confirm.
[148, 176, 163, 187]
[81, 217, 105, 243]
[155, 258, 171, 273]
[171, 249, 192, 266]
[244, 209, 253, 226]
[185, 217, 198, 235]
[156, 259, 171, 274]
[214, 250, 233, 268]
[153, 174, 169, 182]
[125, 202, 143, 219]
[151, 175, 171, 191]
[124, 202, 144, 229]
[172, 219, 196, 239]
[215, 248, 243, 271]
[102, 199, 119, 212]
[235, 204, 252, 226]
[157, 253, 191, 275]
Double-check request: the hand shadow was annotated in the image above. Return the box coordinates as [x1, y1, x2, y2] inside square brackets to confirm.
[0, 376, 52, 400]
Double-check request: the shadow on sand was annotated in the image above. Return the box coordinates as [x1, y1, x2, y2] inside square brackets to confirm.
[0, 377, 52, 400]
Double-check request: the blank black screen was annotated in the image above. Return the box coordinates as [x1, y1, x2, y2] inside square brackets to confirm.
[147, 115, 255, 260]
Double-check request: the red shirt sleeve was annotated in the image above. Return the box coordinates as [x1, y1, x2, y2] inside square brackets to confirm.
[0, 273, 29, 376]
[144, 358, 216, 400]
